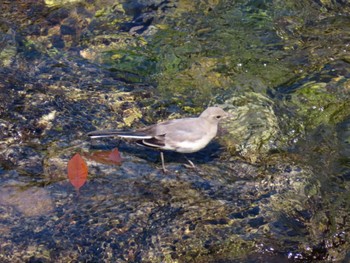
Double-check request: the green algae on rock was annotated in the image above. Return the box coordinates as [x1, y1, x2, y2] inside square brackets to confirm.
[219, 92, 279, 163]
[45, 0, 83, 7]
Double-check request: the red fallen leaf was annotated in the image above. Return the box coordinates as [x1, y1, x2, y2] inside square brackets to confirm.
[84, 148, 122, 165]
[67, 153, 88, 190]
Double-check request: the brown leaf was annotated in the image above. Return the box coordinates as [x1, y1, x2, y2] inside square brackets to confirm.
[67, 153, 88, 190]
[85, 148, 122, 165]
[108, 148, 122, 164]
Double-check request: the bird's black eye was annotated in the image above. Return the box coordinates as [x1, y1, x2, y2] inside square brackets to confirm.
[216, 115, 222, 119]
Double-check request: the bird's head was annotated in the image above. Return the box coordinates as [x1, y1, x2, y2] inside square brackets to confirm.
[200, 107, 231, 123]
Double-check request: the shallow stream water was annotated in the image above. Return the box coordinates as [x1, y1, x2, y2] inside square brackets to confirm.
[1, 0, 350, 262]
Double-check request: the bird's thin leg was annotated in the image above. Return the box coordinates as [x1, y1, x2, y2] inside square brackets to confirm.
[183, 155, 196, 169]
[160, 151, 168, 173]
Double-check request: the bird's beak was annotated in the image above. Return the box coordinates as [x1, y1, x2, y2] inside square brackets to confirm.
[225, 111, 237, 120]
[225, 112, 234, 119]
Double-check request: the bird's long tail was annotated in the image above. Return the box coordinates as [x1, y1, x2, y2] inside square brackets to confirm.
[87, 130, 152, 139]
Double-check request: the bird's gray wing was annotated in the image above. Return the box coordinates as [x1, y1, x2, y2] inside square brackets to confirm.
[161, 118, 217, 153]
[135, 118, 203, 149]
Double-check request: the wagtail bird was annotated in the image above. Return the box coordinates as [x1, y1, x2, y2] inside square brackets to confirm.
[88, 107, 230, 172]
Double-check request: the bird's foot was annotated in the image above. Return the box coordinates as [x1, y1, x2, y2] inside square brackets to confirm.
[183, 159, 196, 169]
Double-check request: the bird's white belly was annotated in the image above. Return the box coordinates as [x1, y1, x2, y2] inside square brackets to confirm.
[164, 135, 215, 153]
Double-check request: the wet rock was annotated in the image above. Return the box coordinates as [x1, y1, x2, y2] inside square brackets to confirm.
[0, 145, 44, 175]
[220, 92, 280, 162]
[0, 179, 54, 217]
